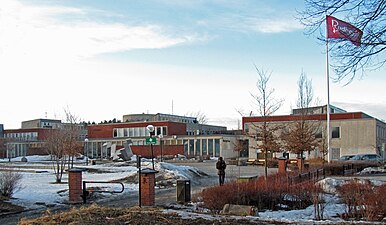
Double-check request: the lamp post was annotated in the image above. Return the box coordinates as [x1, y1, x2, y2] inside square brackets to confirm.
[84, 138, 89, 165]
[146, 125, 155, 170]
[158, 134, 163, 162]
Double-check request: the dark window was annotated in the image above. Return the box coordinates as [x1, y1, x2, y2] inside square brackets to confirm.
[315, 130, 322, 138]
[332, 127, 340, 138]
[156, 127, 162, 136]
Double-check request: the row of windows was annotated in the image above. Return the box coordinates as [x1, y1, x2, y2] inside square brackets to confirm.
[113, 126, 168, 138]
[376, 125, 386, 139]
[184, 139, 221, 157]
[84, 137, 223, 159]
[5, 132, 38, 141]
[6, 143, 28, 158]
[245, 124, 341, 139]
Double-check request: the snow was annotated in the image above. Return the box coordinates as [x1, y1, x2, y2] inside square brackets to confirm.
[0, 155, 53, 162]
[258, 194, 346, 223]
[1, 155, 208, 209]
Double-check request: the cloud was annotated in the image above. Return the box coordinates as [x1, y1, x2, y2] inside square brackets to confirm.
[0, 0, 198, 62]
[333, 101, 386, 121]
[247, 18, 303, 33]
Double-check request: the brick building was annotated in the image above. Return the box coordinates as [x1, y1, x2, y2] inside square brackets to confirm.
[85, 119, 246, 160]
[3, 119, 87, 158]
[243, 105, 386, 161]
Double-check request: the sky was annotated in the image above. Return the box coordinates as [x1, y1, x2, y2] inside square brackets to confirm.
[1, 0, 386, 130]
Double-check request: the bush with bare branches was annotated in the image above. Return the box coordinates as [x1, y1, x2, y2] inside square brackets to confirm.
[199, 173, 316, 212]
[337, 180, 386, 221]
[0, 171, 22, 199]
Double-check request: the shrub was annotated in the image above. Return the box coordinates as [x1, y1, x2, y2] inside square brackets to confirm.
[336, 179, 386, 221]
[199, 173, 316, 212]
[0, 171, 23, 199]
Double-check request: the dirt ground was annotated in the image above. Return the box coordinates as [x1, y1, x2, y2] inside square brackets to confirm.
[18, 204, 287, 225]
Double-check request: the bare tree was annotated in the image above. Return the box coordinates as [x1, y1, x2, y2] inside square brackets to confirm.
[45, 129, 66, 183]
[45, 108, 83, 183]
[63, 108, 84, 169]
[298, 0, 386, 83]
[248, 66, 284, 178]
[281, 71, 321, 172]
[185, 111, 208, 124]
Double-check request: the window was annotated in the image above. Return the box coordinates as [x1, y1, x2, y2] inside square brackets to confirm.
[202, 139, 207, 155]
[184, 140, 189, 156]
[189, 139, 194, 156]
[315, 128, 322, 138]
[162, 127, 167, 136]
[331, 148, 340, 160]
[117, 128, 123, 137]
[134, 127, 139, 137]
[214, 139, 220, 157]
[208, 139, 214, 156]
[244, 124, 249, 133]
[113, 129, 118, 138]
[196, 139, 201, 156]
[139, 127, 145, 137]
[332, 127, 340, 138]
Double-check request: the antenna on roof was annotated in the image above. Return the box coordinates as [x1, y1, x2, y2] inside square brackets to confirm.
[45, 112, 47, 118]
[172, 100, 174, 115]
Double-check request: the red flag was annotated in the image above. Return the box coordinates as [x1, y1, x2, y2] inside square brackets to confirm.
[326, 15, 363, 46]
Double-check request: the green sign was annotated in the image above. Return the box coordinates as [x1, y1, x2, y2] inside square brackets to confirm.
[146, 137, 157, 144]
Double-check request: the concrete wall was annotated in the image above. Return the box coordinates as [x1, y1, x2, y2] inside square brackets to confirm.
[244, 117, 382, 160]
[331, 119, 377, 156]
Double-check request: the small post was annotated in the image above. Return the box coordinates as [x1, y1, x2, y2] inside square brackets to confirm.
[140, 168, 158, 206]
[277, 157, 287, 175]
[137, 155, 142, 207]
[68, 168, 84, 204]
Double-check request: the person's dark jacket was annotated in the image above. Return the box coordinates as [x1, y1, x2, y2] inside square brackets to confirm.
[216, 159, 226, 175]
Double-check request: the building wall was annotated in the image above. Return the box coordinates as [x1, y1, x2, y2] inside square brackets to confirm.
[243, 112, 385, 160]
[87, 121, 187, 139]
[331, 119, 377, 156]
[122, 113, 196, 124]
[4, 128, 53, 141]
[0, 124, 4, 137]
[21, 119, 62, 129]
[131, 145, 184, 158]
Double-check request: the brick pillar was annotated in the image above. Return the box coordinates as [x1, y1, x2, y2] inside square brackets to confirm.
[140, 168, 158, 206]
[278, 157, 287, 175]
[297, 158, 304, 172]
[68, 169, 83, 203]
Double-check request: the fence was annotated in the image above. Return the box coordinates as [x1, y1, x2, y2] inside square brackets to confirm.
[288, 168, 325, 185]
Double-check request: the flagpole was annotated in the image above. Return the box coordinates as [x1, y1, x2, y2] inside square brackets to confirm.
[326, 15, 331, 163]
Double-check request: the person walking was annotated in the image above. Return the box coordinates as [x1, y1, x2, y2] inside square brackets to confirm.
[216, 157, 226, 185]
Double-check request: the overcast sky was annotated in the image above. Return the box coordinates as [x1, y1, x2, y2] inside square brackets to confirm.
[1, 0, 386, 130]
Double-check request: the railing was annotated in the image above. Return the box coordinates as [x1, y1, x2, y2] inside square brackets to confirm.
[288, 168, 325, 185]
[82, 181, 124, 204]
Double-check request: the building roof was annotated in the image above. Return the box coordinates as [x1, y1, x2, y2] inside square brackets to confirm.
[243, 112, 374, 124]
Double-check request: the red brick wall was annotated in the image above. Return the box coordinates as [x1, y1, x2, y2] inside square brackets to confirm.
[27, 147, 47, 156]
[87, 121, 186, 139]
[131, 145, 184, 158]
[0, 139, 6, 158]
[68, 171, 83, 203]
[4, 128, 53, 141]
[140, 173, 156, 206]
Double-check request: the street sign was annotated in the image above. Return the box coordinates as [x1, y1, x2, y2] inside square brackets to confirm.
[146, 137, 157, 145]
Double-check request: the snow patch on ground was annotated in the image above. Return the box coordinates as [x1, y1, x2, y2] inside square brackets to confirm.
[1, 156, 208, 210]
